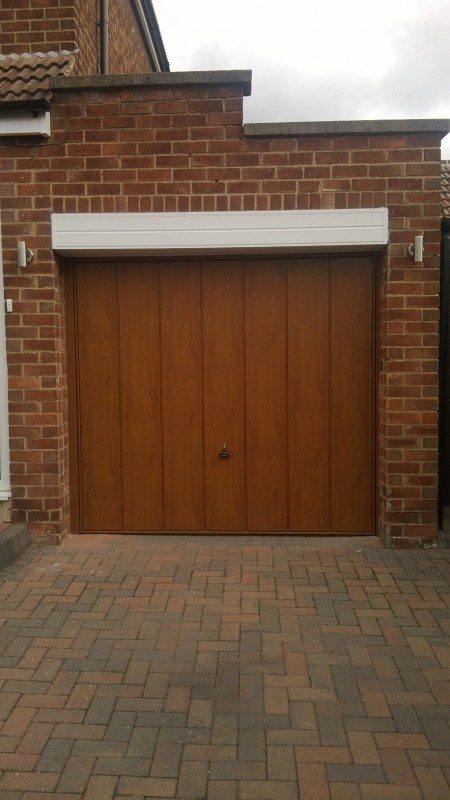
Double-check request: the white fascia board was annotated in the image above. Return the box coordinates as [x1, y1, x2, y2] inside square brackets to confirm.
[0, 110, 50, 138]
[52, 208, 388, 257]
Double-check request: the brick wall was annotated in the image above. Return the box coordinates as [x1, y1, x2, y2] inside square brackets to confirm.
[0, 0, 152, 75]
[1, 0, 77, 54]
[0, 82, 442, 546]
[109, 0, 152, 74]
[74, 0, 97, 74]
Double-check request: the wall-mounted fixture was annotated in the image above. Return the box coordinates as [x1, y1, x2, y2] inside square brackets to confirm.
[17, 241, 34, 268]
[408, 234, 424, 262]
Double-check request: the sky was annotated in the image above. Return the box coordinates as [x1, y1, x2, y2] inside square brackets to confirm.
[153, 0, 450, 158]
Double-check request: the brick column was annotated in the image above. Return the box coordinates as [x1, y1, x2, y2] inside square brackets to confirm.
[0, 139, 70, 542]
[378, 133, 442, 547]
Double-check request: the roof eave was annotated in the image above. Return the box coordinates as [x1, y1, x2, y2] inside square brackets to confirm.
[0, 97, 51, 112]
[131, 0, 170, 72]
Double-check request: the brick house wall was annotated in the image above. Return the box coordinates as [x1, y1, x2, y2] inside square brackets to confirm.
[0, 77, 444, 546]
[0, 0, 152, 75]
[109, 0, 153, 74]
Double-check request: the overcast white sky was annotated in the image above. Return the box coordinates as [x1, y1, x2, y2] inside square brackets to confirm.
[153, 0, 450, 157]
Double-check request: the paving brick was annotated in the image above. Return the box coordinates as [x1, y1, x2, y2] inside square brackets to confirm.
[209, 761, 266, 781]
[379, 748, 417, 784]
[117, 776, 177, 796]
[57, 755, 95, 793]
[0, 772, 59, 792]
[297, 763, 330, 800]
[264, 687, 289, 715]
[184, 744, 236, 761]
[238, 780, 299, 799]
[151, 741, 183, 777]
[329, 783, 361, 800]
[295, 746, 351, 764]
[267, 744, 297, 780]
[208, 779, 238, 800]
[177, 760, 208, 798]
[326, 763, 387, 783]
[36, 738, 74, 772]
[360, 786, 422, 800]
[84, 697, 115, 725]
[238, 728, 265, 761]
[105, 711, 136, 741]
[374, 733, 430, 749]
[84, 774, 118, 800]
[347, 732, 380, 764]
[212, 714, 238, 745]
[414, 766, 450, 800]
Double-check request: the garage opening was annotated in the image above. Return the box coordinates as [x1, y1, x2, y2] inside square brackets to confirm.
[66, 255, 375, 534]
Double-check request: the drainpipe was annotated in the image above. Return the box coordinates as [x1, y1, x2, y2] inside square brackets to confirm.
[99, 0, 109, 74]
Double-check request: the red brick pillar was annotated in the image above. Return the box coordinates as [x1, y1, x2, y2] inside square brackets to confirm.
[0, 138, 70, 543]
[377, 133, 442, 547]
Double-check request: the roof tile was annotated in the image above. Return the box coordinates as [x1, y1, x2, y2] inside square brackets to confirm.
[0, 50, 78, 103]
[443, 161, 450, 218]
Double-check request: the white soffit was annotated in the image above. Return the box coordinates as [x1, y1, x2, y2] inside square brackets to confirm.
[52, 209, 388, 256]
[0, 110, 50, 138]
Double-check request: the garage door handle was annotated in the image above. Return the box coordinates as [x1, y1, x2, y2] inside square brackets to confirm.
[219, 444, 230, 459]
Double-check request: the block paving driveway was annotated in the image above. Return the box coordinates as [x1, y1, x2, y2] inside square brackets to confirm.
[0, 534, 449, 800]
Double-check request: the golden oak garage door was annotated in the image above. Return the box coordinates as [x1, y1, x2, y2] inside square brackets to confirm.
[68, 257, 375, 533]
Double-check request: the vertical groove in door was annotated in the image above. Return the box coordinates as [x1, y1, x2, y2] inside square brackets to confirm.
[76, 262, 122, 531]
[328, 258, 332, 530]
[288, 258, 330, 531]
[115, 264, 125, 531]
[245, 260, 288, 531]
[72, 265, 82, 532]
[157, 263, 166, 531]
[331, 257, 374, 532]
[285, 260, 290, 530]
[200, 263, 206, 530]
[118, 263, 163, 530]
[202, 261, 246, 531]
[160, 262, 204, 530]
[243, 260, 248, 532]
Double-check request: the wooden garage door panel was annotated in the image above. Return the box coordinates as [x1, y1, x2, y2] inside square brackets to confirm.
[71, 256, 375, 534]
[331, 257, 374, 532]
[160, 263, 204, 530]
[288, 259, 331, 531]
[203, 262, 246, 531]
[245, 261, 288, 531]
[76, 263, 122, 531]
[118, 264, 163, 530]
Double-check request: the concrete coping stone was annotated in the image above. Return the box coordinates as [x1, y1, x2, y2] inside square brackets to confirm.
[50, 69, 253, 96]
[0, 523, 31, 569]
[244, 119, 450, 138]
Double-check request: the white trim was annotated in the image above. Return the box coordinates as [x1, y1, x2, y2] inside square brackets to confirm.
[0, 110, 50, 138]
[0, 213, 11, 498]
[51, 208, 388, 256]
[132, 0, 162, 72]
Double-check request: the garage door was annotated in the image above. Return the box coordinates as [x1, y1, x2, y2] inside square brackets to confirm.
[67, 256, 375, 533]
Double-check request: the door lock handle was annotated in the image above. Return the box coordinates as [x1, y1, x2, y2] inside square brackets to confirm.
[219, 443, 230, 459]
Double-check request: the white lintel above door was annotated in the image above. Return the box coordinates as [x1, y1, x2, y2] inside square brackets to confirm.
[51, 208, 388, 257]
